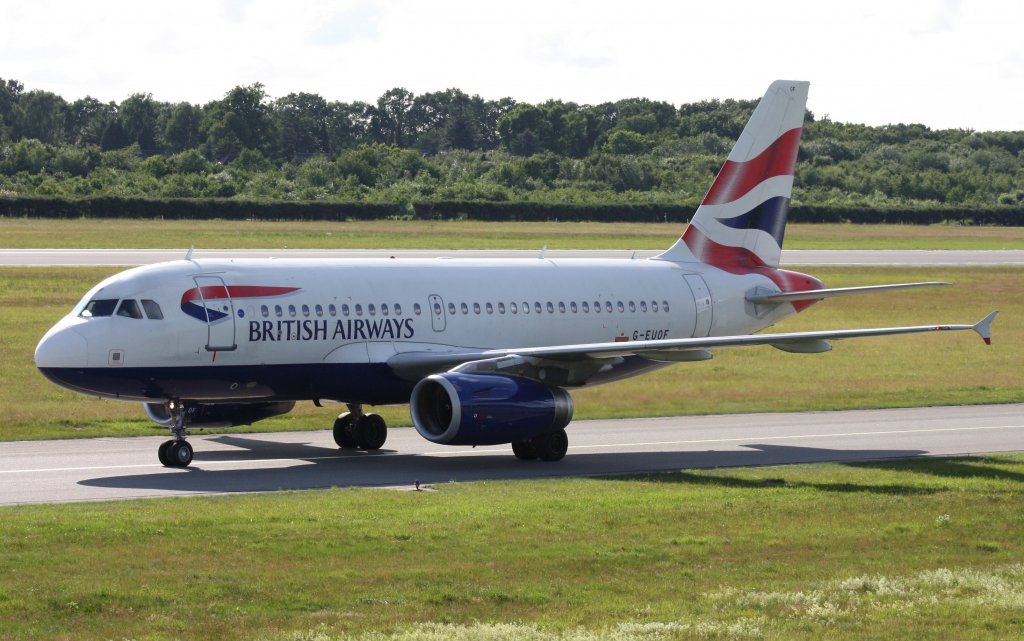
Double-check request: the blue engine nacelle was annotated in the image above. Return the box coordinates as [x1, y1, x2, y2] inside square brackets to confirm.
[410, 372, 574, 446]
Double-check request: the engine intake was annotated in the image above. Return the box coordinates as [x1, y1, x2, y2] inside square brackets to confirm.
[144, 401, 296, 428]
[410, 372, 573, 446]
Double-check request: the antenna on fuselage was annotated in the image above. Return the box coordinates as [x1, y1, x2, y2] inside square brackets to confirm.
[539, 245, 547, 259]
[185, 245, 194, 261]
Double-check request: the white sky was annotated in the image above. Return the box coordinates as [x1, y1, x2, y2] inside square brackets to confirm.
[3, 0, 1022, 131]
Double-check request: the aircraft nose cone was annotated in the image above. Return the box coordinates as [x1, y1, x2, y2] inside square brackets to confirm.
[35, 323, 88, 369]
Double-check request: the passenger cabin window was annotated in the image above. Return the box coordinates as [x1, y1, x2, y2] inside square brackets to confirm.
[461, 303, 469, 315]
[315, 304, 323, 317]
[498, 302, 506, 314]
[652, 301, 659, 312]
[546, 302, 554, 313]
[582, 301, 589, 313]
[448, 302, 456, 315]
[510, 302, 518, 314]
[80, 299, 118, 318]
[414, 303, 422, 315]
[474, 303, 481, 315]
[288, 305, 297, 317]
[302, 304, 310, 317]
[355, 304, 363, 317]
[605, 301, 613, 313]
[381, 304, 389, 316]
[617, 301, 625, 313]
[116, 299, 143, 319]
[261, 305, 270, 318]
[629, 301, 636, 312]
[534, 302, 542, 314]
[640, 301, 648, 312]
[368, 304, 376, 316]
[395, 303, 402, 316]
[663, 301, 670, 312]
[559, 302, 566, 313]
[328, 304, 337, 317]
[342, 304, 350, 316]
[485, 302, 493, 314]
[141, 299, 164, 320]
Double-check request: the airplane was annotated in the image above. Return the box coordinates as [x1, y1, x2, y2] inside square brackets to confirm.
[34, 80, 997, 468]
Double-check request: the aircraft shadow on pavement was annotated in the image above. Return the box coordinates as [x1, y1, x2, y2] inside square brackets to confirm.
[79, 440, 931, 496]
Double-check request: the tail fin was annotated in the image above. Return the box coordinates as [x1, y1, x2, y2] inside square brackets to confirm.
[658, 80, 809, 268]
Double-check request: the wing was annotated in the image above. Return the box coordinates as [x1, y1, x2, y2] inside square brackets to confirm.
[387, 311, 998, 385]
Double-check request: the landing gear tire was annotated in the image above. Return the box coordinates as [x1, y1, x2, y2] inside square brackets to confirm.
[356, 414, 387, 450]
[334, 406, 388, 450]
[532, 428, 569, 462]
[512, 440, 539, 461]
[333, 413, 359, 448]
[167, 440, 194, 467]
[158, 439, 173, 466]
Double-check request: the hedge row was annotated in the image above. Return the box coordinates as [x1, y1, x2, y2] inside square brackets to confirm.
[1, 196, 1022, 226]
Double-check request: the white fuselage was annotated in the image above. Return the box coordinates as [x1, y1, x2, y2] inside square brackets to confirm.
[35, 256, 797, 405]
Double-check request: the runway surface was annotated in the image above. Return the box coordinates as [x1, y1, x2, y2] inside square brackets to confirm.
[2, 404, 1021, 506]
[2, 248, 1023, 266]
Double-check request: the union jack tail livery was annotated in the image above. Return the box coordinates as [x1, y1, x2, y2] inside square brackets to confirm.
[660, 80, 809, 268]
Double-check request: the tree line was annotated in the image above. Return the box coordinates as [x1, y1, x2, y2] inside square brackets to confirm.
[1, 77, 1023, 209]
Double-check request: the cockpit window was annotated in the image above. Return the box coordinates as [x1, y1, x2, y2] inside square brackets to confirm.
[80, 299, 118, 318]
[116, 299, 143, 319]
[141, 299, 164, 320]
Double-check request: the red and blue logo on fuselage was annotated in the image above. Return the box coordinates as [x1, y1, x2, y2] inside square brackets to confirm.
[180, 285, 300, 323]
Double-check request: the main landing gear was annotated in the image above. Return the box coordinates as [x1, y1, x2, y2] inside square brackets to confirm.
[157, 400, 194, 468]
[333, 403, 388, 451]
[511, 427, 569, 462]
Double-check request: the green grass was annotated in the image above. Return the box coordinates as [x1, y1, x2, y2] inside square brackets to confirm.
[2, 266, 1020, 440]
[2, 455, 1024, 640]
[2, 217, 1024, 249]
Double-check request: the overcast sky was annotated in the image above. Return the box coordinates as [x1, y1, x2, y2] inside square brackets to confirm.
[3, 0, 1022, 131]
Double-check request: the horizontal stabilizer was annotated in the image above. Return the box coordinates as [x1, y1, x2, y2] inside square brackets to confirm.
[746, 281, 950, 304]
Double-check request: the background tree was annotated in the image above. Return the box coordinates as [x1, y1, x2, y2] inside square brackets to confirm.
[0, 78, 25, 142]
[370, 88, 414, 147]
[118, 93, 160, 151]
[273, 92, 332, 158]
[161, 102, 202, 153]
[201, 83, 273, 161]
[15, 90, 67, 144]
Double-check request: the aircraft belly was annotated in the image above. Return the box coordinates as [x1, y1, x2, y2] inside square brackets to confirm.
[36, 363, 414, 405]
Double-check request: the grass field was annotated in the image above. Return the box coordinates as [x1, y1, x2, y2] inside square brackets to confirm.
[2, 217, 1024, 250]
[1, 265, 1020, 441]
[1, 454, 1023, 640]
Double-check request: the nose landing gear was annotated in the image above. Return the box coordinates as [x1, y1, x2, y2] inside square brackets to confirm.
[157, 400, 195, 468]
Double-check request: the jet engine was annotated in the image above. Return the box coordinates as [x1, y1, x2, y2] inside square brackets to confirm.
[410, 372, 573, 446]
[144, 401, 296, 428]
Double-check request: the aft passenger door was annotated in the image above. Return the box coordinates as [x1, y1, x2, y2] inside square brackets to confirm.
[683, 274, 713, 337]
[193, 275, 237, 351]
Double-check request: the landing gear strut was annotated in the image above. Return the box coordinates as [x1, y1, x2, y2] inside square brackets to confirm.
[333, 403, 388, 450]
[157, 400, 194, 468]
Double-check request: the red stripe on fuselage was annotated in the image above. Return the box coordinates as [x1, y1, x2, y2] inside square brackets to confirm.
[702, 127, 802, 206]
[180, 285, 300, 305]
